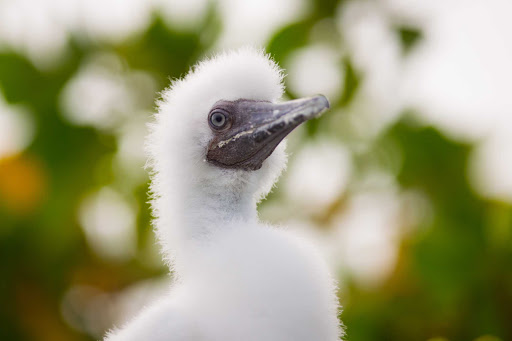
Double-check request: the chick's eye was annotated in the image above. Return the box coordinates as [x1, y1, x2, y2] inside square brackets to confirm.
[210, 111, 227, 128]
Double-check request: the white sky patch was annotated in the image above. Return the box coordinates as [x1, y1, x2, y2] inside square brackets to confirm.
[154, 0, 210, 31]
[0, 0, 153, 69]
[60, 54, 133, 129]
[399, 0, 512, 141]
[469, 132, 512, 203]
[332, 190, 402, 288]
[382, 0, 446, 26]
[285, 187, 415, 289]
[215, 0, 309, 48]
[0, 0, 69, 69]
[60, 53, 156, 131]
[0, 93, 34, 159]
[75, 0, 152, 43]
[286, 45, 344, 103]
[284, 140, 352, 214]
[79, 187, 137, 262]
[389, 0, 512, 201]
[114, 114, 151, 186]
[337, 0, 404, 138]
[339, 0, 512, 202]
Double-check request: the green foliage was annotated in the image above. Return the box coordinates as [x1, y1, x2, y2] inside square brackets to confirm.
[395, 26, 422, 54]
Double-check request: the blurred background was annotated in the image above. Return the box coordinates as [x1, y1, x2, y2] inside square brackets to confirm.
[0, 0, 511, 340]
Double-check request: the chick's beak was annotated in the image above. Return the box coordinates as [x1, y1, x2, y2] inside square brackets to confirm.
[207, 95, 330, 171]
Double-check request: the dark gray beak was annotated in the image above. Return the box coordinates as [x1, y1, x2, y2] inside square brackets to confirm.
[206, 95, 330, 170]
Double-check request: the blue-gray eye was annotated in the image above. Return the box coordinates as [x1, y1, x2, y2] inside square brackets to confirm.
[210, 111, 227, 128]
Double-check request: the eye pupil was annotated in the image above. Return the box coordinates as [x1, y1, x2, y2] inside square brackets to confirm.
[210, 111, 226, 128]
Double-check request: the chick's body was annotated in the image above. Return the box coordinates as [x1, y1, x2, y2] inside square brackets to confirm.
[108, 223, 340, 341]
[105, 48, 342, 341]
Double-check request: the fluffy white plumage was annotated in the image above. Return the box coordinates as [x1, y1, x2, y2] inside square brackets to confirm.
[105, 47, 342, 341]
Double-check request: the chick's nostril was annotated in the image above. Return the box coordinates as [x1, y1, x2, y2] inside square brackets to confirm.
[268, 122, 286, 133]
[294, 114, 304, 123]
[254, 131, 267, 143]
[275, 122, 285, 129]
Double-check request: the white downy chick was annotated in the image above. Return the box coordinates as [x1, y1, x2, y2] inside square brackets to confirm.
[105, 47, 342, 341]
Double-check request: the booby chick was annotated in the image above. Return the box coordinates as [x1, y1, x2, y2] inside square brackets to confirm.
[105, 47, 342, 341]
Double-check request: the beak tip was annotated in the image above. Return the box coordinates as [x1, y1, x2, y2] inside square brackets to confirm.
[317, 94, 330, 109]
[312, 95, 330, 117]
